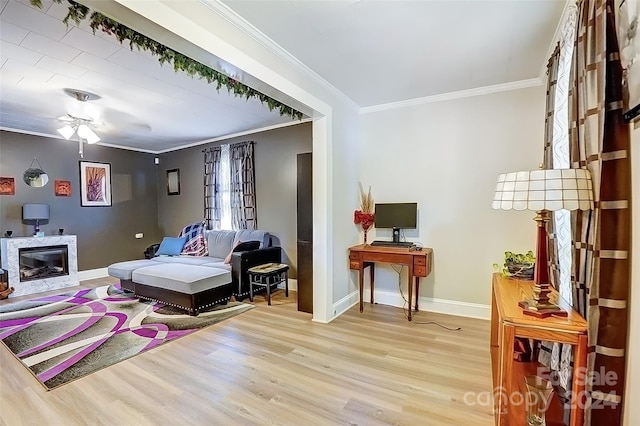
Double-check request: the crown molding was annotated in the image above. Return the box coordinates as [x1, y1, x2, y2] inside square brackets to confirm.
[155, 118, 312, 153]
[198, 0, 360, 113]
[360, 78, 543, 114]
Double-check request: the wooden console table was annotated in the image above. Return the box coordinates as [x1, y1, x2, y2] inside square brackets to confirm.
[490, 273, 587, 425]
[348, 244, 433, 321]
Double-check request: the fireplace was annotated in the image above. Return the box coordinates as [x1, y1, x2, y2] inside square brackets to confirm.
[0, 235, 79, 297]
[19, 245, 69, 282]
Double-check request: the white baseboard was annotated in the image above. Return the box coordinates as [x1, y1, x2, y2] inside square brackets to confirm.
[331, 291, 359, 320]
[366, 289, 490, 320]
[277, 278, 297, 291]
[78, 267, 109, 281]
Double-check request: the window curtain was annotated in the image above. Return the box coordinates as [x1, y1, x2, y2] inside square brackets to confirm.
[204, 146, 222, 230]
[568, 0, 631, 424]
[538, 4, 578, 410]
[229, 141, 257, 230]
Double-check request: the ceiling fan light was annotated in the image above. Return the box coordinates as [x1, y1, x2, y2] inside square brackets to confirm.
[57, 125, 75, 140]
[78, 124, 100, 144]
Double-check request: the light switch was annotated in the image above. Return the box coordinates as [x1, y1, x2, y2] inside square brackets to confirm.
[135, 233, 143, 239]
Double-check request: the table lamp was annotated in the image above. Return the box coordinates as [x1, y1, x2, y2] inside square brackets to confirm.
[22, 203, 50, 235]
[492, 169, 594, 318]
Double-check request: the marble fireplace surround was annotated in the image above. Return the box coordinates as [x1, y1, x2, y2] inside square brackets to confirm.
[0, 235, 79, 297]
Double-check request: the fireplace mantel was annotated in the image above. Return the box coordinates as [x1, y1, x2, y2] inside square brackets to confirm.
[0, 235, 79, 297]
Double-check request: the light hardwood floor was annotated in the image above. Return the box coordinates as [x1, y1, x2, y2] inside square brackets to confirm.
[0, 278, 494, 425]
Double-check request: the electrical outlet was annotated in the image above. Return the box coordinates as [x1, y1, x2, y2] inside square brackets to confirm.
[135, 233, 143, 239]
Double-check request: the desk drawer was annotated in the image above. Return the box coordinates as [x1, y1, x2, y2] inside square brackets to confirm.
[414, 256, 426, 266]
[414, 265, 427, 277]
[349, 261, 360, 270]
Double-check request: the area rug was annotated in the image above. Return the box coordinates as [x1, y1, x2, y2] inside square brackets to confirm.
[0, 285, 254, 390]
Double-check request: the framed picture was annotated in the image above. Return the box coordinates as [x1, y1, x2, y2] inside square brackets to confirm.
[167, 168, 180, 196]
[0, 177, 15, 195]
[54, 179, 72, 197]
[79, 161, 112, 207]
[616, 0, 640, 121]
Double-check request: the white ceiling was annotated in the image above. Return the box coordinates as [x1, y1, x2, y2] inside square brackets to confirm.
[0, 0, 566, 152]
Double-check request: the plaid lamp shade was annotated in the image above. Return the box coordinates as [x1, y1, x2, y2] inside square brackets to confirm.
[492, 169, 594, 211]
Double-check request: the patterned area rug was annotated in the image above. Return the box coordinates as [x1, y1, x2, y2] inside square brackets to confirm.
[0, 285, 254, 390]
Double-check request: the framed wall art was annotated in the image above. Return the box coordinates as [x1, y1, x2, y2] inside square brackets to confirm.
[54, 179, 72, 197]
[79, 161, 112, 207]
[616, 0, 640, 121]
[0, 177, 15, 195]
[167, 168, 180, 196]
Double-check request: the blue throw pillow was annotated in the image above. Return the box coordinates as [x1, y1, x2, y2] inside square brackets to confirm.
[156, 236, 188, 256]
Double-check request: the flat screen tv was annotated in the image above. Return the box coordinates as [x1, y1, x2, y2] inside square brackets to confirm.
[374, 202, 417, 243]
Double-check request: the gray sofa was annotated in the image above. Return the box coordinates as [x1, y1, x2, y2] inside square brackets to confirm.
[108, 229, 281, 315]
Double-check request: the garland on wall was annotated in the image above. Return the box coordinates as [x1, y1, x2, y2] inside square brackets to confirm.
[29, 0, 304, 121]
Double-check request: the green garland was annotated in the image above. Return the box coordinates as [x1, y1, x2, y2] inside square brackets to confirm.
[29, 0, 304, 120]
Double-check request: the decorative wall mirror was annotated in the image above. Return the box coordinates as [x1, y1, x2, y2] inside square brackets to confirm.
[167, 168, 180, 196]
[23, 157, 49, 188]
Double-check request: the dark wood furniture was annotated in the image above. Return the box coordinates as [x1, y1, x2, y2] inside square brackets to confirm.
[490, 273, 587, 426]
[248, 262, 289, 305]
[133, 281, 233, 316]
[297, 152, 313, 313]
[348, 244, 433, 321]
[230, 246, 282, 299]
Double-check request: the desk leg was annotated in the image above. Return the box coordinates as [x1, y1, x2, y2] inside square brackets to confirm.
[407, 269, 413, 321]
[414, 277, 420, 312]
[359, 266, 364, 313]
[369, 262, 375, 305]
[570, 333, 587, 426]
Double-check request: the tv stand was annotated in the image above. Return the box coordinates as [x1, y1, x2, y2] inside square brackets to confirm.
[392, 227, 401, 243]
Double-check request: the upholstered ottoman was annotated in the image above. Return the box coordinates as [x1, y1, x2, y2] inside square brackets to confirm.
[131, 264, 233, 316]
[107, 259, 158, 292]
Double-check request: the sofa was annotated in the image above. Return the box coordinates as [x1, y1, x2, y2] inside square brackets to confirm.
[107, 229, 281, 315]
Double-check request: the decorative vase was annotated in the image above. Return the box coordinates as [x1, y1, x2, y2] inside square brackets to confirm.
[363, 227, 369, 244]
[523, 375, 554, 426]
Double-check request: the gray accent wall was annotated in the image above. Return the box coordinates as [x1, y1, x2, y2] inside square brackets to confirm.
[0, 131, 161, 270]
[157, 122, 312, 278]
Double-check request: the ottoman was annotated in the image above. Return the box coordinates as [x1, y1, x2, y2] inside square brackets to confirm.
[107, 259, 158, 291]
[131, 264, 233, 316]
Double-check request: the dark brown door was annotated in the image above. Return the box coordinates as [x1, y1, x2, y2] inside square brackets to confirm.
[297, 152, 312, 313]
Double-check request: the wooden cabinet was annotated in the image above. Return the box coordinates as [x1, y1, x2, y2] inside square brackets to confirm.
[490, 273, 587, 426]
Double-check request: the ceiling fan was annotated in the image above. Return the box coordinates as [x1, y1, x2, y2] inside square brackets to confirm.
[56, 89, 102, 158]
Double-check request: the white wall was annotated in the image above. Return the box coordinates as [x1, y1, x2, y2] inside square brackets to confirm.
[359, 86, 545, 306]
[624, 120, 639, 425]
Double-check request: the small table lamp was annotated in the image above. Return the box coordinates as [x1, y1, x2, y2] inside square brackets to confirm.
[492, 169, 594, 318]
[22, 203, 50, 235]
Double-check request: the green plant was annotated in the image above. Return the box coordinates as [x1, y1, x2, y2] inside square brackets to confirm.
[493, 250, 535, 279]
[29, 0, 304, 121]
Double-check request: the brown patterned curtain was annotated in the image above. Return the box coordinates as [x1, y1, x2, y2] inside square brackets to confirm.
[204, 146, 222, 230]
[229, 141, 257, 230]
[568, 0, 631, 424]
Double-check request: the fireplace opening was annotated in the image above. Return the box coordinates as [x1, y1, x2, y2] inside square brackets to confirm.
[19, 245, 69, 282]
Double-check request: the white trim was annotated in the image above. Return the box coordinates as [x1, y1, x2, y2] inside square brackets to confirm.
[360, 78, 542, 114]
[330, 290, 359, 322]
[371, 289, 490, 320]
[198, 0, 361, 113]
[78, 267, 109, 281]
[0, 126, 66, 140]
[277, 278, 297, 292]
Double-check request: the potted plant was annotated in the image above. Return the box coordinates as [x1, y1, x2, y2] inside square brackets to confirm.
[493, 250, 535, 280]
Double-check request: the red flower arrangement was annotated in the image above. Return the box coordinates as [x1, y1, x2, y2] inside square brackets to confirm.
[354, 183, 374, 244]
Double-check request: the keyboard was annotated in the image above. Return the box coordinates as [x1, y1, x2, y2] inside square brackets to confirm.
[370, 241, 414, 248]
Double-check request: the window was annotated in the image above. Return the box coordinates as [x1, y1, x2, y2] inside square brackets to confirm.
[219, 144, 232, 230]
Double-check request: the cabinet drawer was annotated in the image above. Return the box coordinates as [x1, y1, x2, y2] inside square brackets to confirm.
[349, 261, 360, 270]
[414, 265, 427, 276]
[414, 256, 426, 266]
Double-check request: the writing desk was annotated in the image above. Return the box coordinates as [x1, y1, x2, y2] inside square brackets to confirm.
[348, 244, 433, 321]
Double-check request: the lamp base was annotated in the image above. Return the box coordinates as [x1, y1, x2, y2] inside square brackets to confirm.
[518, 299, 568, 318]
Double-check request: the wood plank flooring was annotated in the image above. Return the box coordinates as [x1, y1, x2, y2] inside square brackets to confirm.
[0, 278, 494, 425]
